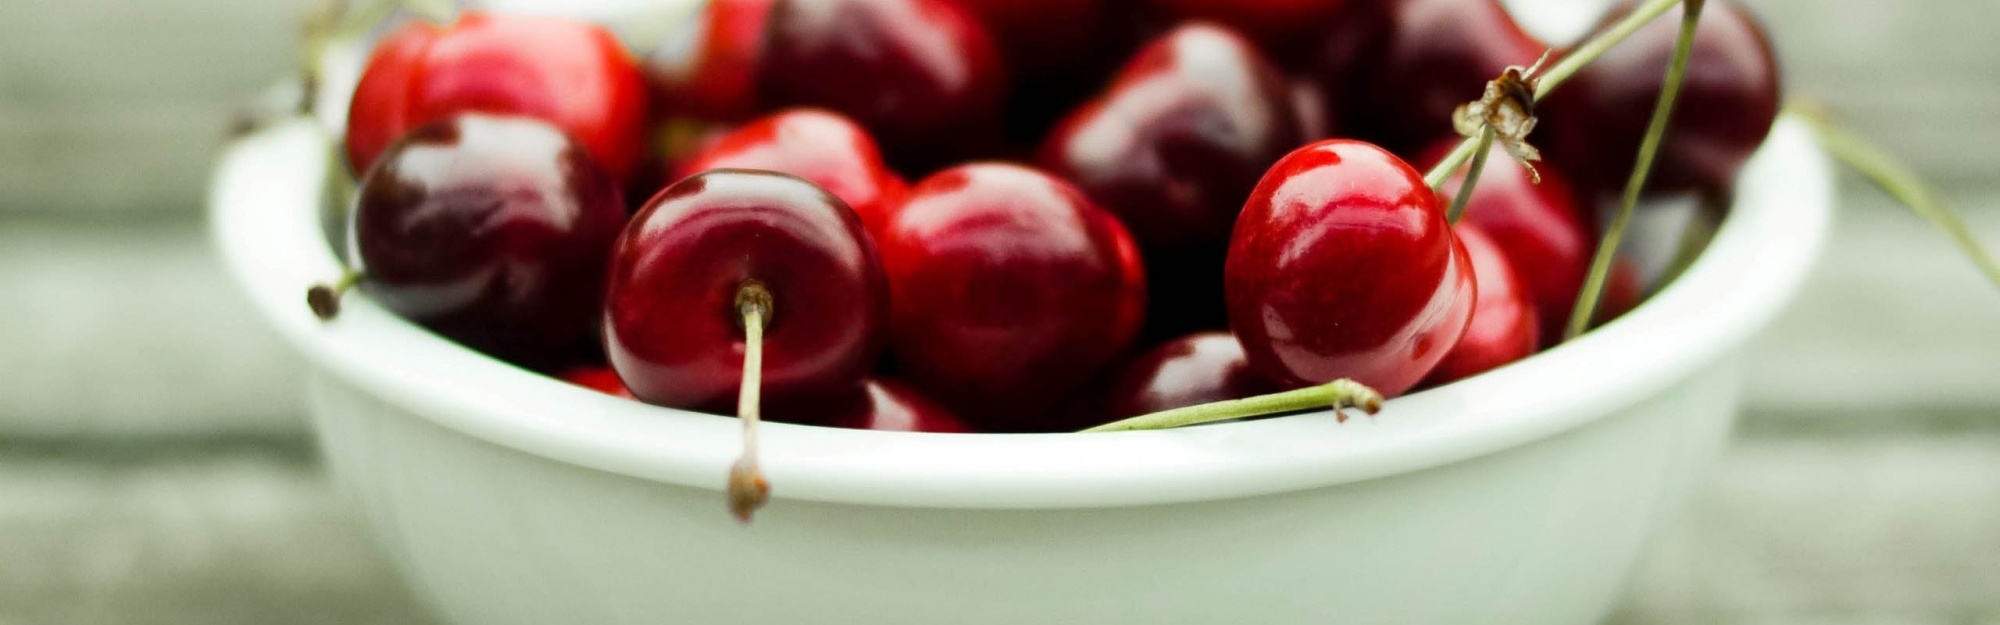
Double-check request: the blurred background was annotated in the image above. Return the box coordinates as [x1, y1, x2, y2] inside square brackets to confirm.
[2, 0, 1997, 622]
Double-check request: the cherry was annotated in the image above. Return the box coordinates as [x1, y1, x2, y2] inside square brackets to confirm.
[1105, 332, 1276, 419]
[561, 366, 635, 399]
[824, 379, 976, 433]
[345, 12, 649, 182]
[1420, 223, 1537, 386]
[957, 0, 1130, 143]
[1040, 23, 1300, 336]
[1042, 23, 1300, 252]
[958, 0, 1114, 81]
[1419, 140, 1592, 345]
[314, 114, 626, 369]
[603, 169, 886, 413]
[878, 163, 1147, 431]
[1226, 139, 1475, 397]
[647, 0, 1008, 171]
[1308, 0, 1546, 157]
[1145, 0, 1348, 64]
[1538, 0, 1781, 196]
[675, 109, 907, 239]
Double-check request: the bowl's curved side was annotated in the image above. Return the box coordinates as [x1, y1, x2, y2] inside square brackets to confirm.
[210, 118, 1830, 510]
[307, 348, 1748, 625]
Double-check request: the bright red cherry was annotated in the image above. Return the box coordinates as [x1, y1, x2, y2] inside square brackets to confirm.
[1146, 0, 1348, 63]
[647, 0, 1008, 170]
[603, 170, 887, 412]
[339, 114, 626, 369]
[1308, 0, 1546, 156]
[1538, 0, 1781, 196]
[675, 109, 907, 239]
[1105, 332, 1276, 419]
[824, 379, 976, 433]
[1226, 139, 1475, 396]
[878, 164, 1147, 431]
[1421, 223, 1537, 386]
[1041, 23, 1300, 336]
[1420, 141, 1592, 345]
[561, 366, 636, 399]
[346, 12, 649, 182]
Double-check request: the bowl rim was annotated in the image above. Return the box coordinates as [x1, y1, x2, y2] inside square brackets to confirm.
[209, 117, 1830, 510]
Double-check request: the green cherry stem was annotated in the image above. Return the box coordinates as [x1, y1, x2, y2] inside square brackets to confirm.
[1081, 379, 1385, 433]
[1443, 127, 1496, 223]
[1565, 0, 1706, 341]
[1423, 0, 1687, 184]
[1790, 102, 2000, 290]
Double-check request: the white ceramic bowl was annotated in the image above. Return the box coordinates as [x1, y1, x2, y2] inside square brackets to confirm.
[212, 114, 1830, 624]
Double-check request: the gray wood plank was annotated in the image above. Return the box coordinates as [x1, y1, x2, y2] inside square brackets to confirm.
[0, 223, 306, 439]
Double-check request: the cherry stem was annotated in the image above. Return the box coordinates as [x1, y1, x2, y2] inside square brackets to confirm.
[306, 269, 364, 320]
[1443, 127, 1495, 224]
[1565, 0, 1706, 341]
[1081, 379, 1385, 433]
[1789, 102, 2000, 290]
[726, 281, 774, 524]
[1423, 0, 1688, 184]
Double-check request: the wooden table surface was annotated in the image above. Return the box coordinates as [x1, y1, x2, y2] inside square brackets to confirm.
[2, 0, 1998, 623]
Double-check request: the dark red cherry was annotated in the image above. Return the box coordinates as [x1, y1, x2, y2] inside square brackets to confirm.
[1419, 140, 1592, 345]
[1040, 23, 1300, 336]
[1146, 0, 1348, 63]
[1226, 139, 1475, 397]
[561, 366, 635, 399]
[1105, 332, 1277, 419]
[958, 0, 1127, 143]
[649, 0, 1008, 171]
[603, 170, 888, 412]
[1308, 0, 1546, 156]
[346, 12, 649, 182]
[1421, 223, 1537, 386]
[958, 0, 1113, 80]
[1042, 23, 1301, 252]
[878, 164, 1147, 431]
[1538, 0, 1781, 196]
[823, 379, 976, 433]
[349, 114, 626, 368]
[676, 109, 907, 239]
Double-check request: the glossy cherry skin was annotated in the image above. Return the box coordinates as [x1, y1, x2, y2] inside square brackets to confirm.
[603, 170, 888, 412]
[653, 0, 1008, 170]
[1105, 332, 1277, 418]
[346, 12, 649, 182]
[1538, 0, 1781, 196]
[675, 109, 907, 239]
[1420, 141, 1593, 345]
[561, 366, 636, 399]
[351, 114, 626, 369]
[1146, 0, 1348, 63]
[878, 164, 1147, 431]
[1226, 139, 1475, 396]
[1041, 23, 1300, 336]
[1308, 0, 1546, 156]
[1421, 223, 1538, 386]
[823, 379, 976, 433]
[1042, 23, 1301, 252]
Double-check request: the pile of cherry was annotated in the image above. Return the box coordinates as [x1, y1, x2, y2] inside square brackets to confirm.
[318, 0, 1779, 438]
